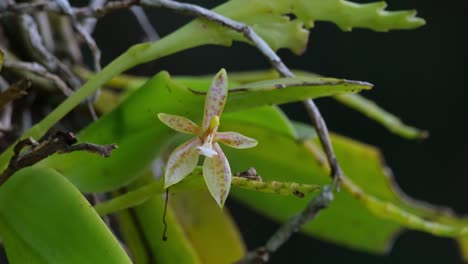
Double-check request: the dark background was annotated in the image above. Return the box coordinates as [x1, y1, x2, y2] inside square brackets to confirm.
[93, 0, 468, 263]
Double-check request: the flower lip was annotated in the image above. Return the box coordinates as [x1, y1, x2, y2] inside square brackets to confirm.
[196, 133, 217, 157]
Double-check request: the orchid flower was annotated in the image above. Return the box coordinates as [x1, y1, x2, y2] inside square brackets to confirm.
[158, 69, 258, 207]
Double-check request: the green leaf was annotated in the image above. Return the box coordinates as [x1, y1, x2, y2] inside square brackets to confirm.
[0, 167, 131, 264]
[334, 93, 428, 139]
[169, 189, 246, 263]
[94, 169, 319, 217]
[41, 72, 369, 192]
[222, 117, 400, 253]
[114, 208, 150, 264]
[124, 173, 202, 264]
[226, 69, 427, 140]
[292, 0, 425, 31]
[218, 110, 468, 254]
[183, 0, 425, 55]
[120, 172, 245, 264]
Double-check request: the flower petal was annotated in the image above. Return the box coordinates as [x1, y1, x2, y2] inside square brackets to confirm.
[158, 113, 201, 135]
[202, 143, 231, 207]
[216, 132, 258, 149]
[202, 69, 228, 131]
[164, 137, 201, 188]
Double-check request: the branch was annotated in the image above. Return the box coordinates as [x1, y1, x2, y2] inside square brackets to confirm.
[0, 79, 30, 109]
[94, 167, 320, 216]
[81, 0, 107, 33]
[54, 0, 101, 120]
[130, 5, 160, 41]
[0, 131, 117, 186]
[235, 186, 334, 264]
[17, 14, 82, 90]
[0, 77, 14, 133]
[0, 0, 140, 18]
[3, 60, 73, 96]
[54, 0, 101, 72]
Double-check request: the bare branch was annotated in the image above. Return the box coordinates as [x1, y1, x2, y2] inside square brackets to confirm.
[54, 0, 101, 72]
[0, 131, 117, 186]
[130, 6, 160, 41]
[74, 0, 140, 18]
[17, 14, 82, 89]
[0, 0, 140, 18]
[3, 60, 73, 96]
[0, 79, 30, 109]
[0, 1, 50, 15]
[235, 186, 334, 264]
[54, 0, 101, 120]
[81, 0, 107, 33]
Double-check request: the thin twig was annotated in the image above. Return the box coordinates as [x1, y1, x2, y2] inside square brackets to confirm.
[304, 99, 342, 189]
[55, 0, 101, 72]
[0, 1, 49, 16]
[3, 60, 73, 96]
[33, 11, 55, 52]
[137, 1, 344, 262]
[235, 186, 334, 264]
[81, 0, 107, 33]
[130, 6, 160, 41]
[55, 15, 83, 64]
[17, 13, 82, 89]
[0, 79, 30, 109]
[0, 131, 117, 186]
[55, 0, 102, 121]
[0, 0, 140, 18]
[74, 0, 140, 18]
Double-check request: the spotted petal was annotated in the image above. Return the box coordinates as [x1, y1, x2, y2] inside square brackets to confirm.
[202, 69, 228, 131]
[202, 143, 231, 207]
[165, 137, 201, 188]
[216, 132, 258, 149]
[158, 113, 201, 135]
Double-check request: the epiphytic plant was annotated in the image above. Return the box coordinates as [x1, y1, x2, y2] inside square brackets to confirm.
[0, 1, 467, 263]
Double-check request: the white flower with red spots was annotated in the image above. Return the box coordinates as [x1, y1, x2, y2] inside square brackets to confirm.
[158, 69, 258, 207]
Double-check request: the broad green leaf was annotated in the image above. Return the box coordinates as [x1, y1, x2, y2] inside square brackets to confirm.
[222, 119, 400, 253]
[170, 190, 245, 263]
[334, 93, 428, 139]
[115, 208, 150, 264]
[124, 173, 202, 264]
[121, 172, 245, 264]
[42, 71, 369, 192]
[227, 69, 427, 140]
[222, 117, 468, 254]
[0, 167, 131, 264]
